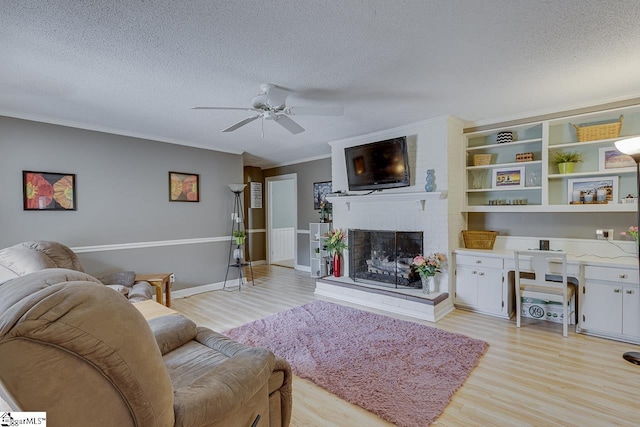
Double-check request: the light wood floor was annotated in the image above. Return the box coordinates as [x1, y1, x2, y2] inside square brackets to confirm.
[173, 265, 640, 427]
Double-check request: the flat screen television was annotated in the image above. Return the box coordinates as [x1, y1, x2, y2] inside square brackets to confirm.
[344, 137, 410, 191]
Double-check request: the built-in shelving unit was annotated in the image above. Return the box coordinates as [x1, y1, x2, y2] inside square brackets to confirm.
[309, 222, 331, 278]
[463, 104, 640, 212]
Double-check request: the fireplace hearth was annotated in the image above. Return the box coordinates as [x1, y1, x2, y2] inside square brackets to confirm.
[348, 229, 423, 289]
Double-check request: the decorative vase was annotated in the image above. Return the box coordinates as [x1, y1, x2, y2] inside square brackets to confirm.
[421, 275, 438, 294]
[557, 162, 575, 174]
[425, 169, 435, 192]
[233, 247, 243, 261]
[333, 253, 341, 278]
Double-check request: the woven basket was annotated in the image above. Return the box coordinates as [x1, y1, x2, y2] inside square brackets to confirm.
[462, 230, 498, 249]
[574, 115, 623, 142]
[473, 154, 492, 166]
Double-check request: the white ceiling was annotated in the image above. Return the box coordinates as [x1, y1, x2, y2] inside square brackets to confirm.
[2, 1, 640, 169]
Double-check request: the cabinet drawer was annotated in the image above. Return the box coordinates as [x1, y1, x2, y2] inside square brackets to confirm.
[456, 254, 503, 269]
[585, 266, 639, 285]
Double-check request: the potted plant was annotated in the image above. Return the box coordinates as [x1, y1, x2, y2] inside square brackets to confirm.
[412, 253, 447, 294]
[233, 230, 245, 246]
[552, 151, 583, 174]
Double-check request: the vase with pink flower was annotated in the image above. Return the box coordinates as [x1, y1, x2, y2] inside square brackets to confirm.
[620, 226, 639, 255]
[412, 252, 447, 294]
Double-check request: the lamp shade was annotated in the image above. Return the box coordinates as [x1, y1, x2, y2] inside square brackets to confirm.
[615, 137, 640, 163]
[228, 184, 247, 193]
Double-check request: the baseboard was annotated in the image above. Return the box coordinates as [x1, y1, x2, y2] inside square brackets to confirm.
[295, 264, 311, 272]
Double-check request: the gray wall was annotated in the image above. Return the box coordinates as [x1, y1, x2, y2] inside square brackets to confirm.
[271, 179, 295, 228]
[0, 116, 243, 290]
[263, 157, 332, 267]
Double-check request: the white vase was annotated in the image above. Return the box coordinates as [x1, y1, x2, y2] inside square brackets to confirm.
[421, 275, 436, 294]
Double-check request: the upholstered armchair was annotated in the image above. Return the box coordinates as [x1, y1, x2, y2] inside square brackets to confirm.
[0, 268, 292, 427]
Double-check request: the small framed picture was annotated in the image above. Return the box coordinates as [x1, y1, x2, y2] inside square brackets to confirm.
[492, 167, 524, 188]
[313, 181, 332, 209]
[169, 172, 199, 202]
[599, 147, 635, 171]
[23, 171, 76, 211]
[567, 176, 618, 204]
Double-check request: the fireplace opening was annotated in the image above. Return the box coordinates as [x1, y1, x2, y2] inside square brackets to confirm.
[348, 229, 423, 289]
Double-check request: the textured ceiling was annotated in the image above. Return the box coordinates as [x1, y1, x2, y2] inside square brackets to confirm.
[2, 0, 640, 168]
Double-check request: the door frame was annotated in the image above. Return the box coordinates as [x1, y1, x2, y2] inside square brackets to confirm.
[265, 173, 298, 266]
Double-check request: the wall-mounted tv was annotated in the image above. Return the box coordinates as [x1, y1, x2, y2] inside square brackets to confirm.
[345, 136, 410, 191]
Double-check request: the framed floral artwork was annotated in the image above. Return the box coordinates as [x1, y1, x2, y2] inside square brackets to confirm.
[169, 171, 199, 202]
[23, 171, 76, 211]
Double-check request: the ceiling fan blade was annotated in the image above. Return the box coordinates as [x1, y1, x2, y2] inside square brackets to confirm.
[274, 115, 305, 134]
[286, 106, 344, 116]
[262, 84, 289, 109]
[192, 106, 257, 112]
[222, 115, 261, 132]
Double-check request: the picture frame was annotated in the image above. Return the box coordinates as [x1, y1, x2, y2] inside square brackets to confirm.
[169, 171, 199, 202]
[567, 176, 618, 204]
[23, 170, 77, 211]
[491, 167, 524, 188]
[599, 147, 635, 171]
[313, 181, 332, 209]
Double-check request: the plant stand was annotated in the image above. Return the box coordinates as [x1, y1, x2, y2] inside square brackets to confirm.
[224, 185, 254, 290]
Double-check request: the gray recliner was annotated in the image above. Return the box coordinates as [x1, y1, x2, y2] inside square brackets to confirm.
[0, 268, 292, 427]
[0, 240, 153, 302]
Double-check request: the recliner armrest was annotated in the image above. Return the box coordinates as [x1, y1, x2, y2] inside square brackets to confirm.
[172, 346, 275, 426]
[147, 314, 197, 355]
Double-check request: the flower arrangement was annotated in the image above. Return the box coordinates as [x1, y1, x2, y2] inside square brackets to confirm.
[325, 228, 347, 255]
[620, 226, 638, 241]
[412, 253, 447, 278]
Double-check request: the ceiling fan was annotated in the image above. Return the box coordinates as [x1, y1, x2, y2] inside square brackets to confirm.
[192, 83, 343, 135]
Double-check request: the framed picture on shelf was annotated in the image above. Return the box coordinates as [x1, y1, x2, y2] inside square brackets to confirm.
[599, 147, 635, 171]
[567, 176, 618, 204]
[313, 181, 332, 209]
[491, 166, 524, 189]
[169, 171, 199, 202]
[23, 170, 76, 211]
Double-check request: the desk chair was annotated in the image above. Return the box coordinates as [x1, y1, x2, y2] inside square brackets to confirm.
[514, 250, 576, 337]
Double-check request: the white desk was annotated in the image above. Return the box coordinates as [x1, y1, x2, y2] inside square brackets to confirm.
[453, 244, 640, 344]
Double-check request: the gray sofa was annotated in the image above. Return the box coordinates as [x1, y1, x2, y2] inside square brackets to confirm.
[0, 240, 153, 302]
[0, 268, 292, 426]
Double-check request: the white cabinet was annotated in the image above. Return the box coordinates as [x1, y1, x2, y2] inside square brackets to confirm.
[309, 223, 331, 278]
[454, 253, 508, 318]
[579, 265, 640, 342]
[463, 104, 640, 212]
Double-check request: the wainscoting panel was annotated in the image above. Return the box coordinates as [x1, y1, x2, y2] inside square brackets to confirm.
[271, 227, 295, 262]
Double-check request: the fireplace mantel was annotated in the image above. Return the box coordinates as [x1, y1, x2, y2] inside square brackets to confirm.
[326, 191, 446, 211]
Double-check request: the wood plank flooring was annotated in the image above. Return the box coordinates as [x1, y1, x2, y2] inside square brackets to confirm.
[175, 265, 640, 427]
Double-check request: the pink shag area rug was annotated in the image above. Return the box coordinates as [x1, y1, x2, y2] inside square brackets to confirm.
[223, 300, 488, 427]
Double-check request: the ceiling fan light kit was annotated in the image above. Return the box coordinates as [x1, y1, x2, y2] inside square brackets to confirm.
[193, 83, 343, 136]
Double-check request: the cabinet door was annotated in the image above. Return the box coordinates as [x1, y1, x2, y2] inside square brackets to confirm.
[476, 268, 504, 313]
[582, 281, 622, 335]
[623, 286, 640, 338]
[455, 265, 478, 306]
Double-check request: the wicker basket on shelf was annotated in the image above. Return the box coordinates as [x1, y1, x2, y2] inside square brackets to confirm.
[462, 230, 498, 249]
[573, 115, 623, 142]
[473, 154, 492, 166]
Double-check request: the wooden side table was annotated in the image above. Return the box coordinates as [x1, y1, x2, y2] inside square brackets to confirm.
[135, 273, 173, 307]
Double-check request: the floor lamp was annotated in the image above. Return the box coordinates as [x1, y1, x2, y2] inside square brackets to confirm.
[615, 137, 640, 365]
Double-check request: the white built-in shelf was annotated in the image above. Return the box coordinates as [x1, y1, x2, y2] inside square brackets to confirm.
[466, 138, 543, 152]
[547, 168, 636, 179]
[326, 191, 446, 211]
[466, 186, 542, 193]
[466, 160, 542, 170]
[463, 203, 636, 213]
[549, 134, 640, 150]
